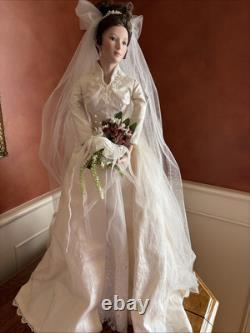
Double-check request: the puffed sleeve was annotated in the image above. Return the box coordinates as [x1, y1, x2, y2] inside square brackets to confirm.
[130, 79, 148, 145]
[69, 78, 92, 144]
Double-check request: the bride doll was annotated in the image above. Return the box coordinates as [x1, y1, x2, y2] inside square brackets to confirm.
[13, 1, 199, 332]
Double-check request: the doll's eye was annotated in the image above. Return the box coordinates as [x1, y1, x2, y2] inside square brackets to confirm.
[122, 41, 127, 46]
[110, 36, 116, 41]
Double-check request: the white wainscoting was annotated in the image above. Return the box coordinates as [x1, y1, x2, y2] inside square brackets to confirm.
[0, 181, 249, 332]
[183, 181, 250, 333]
[0, 189, 60, 284]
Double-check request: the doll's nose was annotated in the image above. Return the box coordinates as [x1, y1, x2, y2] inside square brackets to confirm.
[116, 40, 122, 50]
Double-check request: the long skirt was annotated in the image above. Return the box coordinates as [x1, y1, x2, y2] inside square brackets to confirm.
[13, 145, 198, 333]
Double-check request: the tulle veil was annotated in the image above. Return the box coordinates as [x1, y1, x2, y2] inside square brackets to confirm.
[39, 0, 199, 310]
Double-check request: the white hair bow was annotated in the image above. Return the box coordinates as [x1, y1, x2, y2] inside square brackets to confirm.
[75, 0, 143, 40]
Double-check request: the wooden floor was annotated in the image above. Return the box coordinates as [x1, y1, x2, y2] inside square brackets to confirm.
[0, 257, 218, 333]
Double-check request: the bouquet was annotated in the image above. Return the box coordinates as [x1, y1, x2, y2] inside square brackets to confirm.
[80, 112, 137, 199]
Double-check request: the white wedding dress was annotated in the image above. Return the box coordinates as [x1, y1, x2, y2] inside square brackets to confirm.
[13, 61, 198, 333]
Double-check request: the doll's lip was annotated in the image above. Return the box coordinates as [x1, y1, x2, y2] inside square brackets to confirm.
[114, 51, 122, 56]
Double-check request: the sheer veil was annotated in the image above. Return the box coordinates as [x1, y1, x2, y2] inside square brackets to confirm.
[39, 0, 198, 295]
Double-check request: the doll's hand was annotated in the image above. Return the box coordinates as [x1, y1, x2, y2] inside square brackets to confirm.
[118, 145, 133, 164]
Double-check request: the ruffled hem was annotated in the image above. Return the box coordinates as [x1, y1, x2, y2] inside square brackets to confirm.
[12, 298, 130, 333]
[12, 299, 36, 332]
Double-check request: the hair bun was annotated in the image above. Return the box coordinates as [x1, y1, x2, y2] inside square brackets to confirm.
[95, 1, 113, 16]
[95, 1, 134, 20]
[126, 2, 134, 14]
[123, 2, 133, 21]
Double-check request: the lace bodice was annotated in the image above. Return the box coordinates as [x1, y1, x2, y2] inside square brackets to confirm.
[69, 61, 147, 145]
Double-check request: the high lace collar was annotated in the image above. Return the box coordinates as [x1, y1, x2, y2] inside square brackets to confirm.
[95, 61, 121, 85]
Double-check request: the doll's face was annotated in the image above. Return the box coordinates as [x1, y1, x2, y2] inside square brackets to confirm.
[98, 25, 128, 64]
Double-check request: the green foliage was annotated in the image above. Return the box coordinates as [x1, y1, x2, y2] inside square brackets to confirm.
[123, 118, 130, 126]
[129, 122, 137, 133]
[114, 111, 122, 119]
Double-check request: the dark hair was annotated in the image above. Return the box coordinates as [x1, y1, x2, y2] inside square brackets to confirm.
[95, 1, 134, 47]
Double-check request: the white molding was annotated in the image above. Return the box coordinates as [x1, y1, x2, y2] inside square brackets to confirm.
[14, 226, 49, 270]
[183, 180, 249, 200]
[0, 189, 60, 283]
[0, 188, 60, 228]
[186, 208, 249, 228]
[183, 180, 250, 332]
[183, 180, 250, 227]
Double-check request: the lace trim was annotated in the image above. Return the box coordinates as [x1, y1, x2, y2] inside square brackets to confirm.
[12, 299, 36, 332]
[13, 298, 128, 333]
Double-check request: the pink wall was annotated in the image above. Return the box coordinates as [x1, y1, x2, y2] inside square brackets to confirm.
[0, 0, 80, 213]
[0, 0, 249, 214]
[133, 0, 249, 193]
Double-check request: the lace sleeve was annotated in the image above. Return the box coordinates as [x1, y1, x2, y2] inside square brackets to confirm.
[69, 79, 92, 145]
[130, 79, 147, 145]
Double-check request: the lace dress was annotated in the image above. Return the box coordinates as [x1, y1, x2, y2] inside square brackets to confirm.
[13, 61, 198, 333]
